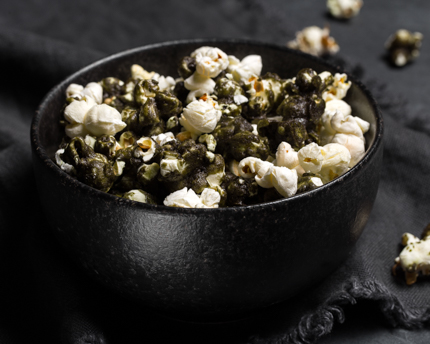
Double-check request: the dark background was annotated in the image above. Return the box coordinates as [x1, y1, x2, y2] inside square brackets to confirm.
[1, 0, 430, 343]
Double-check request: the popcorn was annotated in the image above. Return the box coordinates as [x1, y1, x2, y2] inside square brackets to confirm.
[131, 64, 156, 80]
[191, 46, 229, 78]
[54, 149, 75, 174]
[63, 97, 96, 138]
[81, 82, 103, 104]
[393, 225, 430, 285]
[270, 166, 298, 197]
[325, 99, 352, 117]
[163, 187, 220, 208]
[179, 98, 222, 139]
[275, 142, 300, 170]
[331, 133, 366, 167]
[330, 111, 364, 138]
[327, 0, 363, 19]
[160, 156, 187, 177]
[320, 143, 351, 183]
[184, 72, 216, 103]
[322, 73, 351, 101]
[227, 54, 263, 84]
[287, 26, 340, 57]
[84, 104, 127, 137]
[297, 142, 324, 174]
[65, 82, 103, 104]
[135, 137, 157, 162]
[152, 74, 176, 91]
[385, 29, 423, 67]
[151, 132, 176, 147]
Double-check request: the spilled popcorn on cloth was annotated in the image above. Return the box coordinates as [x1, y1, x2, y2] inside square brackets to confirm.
[287, 26, 340, 57]
[327, 0, 363, 19]
[393, 224, 430, 285]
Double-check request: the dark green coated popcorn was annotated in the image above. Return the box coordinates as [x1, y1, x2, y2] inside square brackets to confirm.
[214, 77, 245, 98]
[105, 96, 125, 112]
[188, 169, 210, 194]
[63, 137, 117, 192]
[385, 29, 423, 67]
[139, 97, 161, 127]
[94, 135, 118, 159]
[134, 79, 159, 104]
[143, 119, 165, 137]
[121, 189, 158, 204]
[101, 77, 124, 97]
[285, 68, 334, 98]
[173, 81, 188, 105]
[121, 108, 140, 133]
[179, 139, 207, 173]
[297, 173, 322, 194]
[166, 115, 180, 132]
[178, 56, 196, 79]
[217, 97, 243, 117]
[228, 131, 270, 161]
[277, 118, 309, 150]
[223, 173, 259, 206]
[136, 163, 160, 186]
[261, 72, 287, 108]
[155, 91, 183, 118]
[242, 78, 275, 119]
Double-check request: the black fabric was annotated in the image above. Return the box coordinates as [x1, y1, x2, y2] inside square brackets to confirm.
[1, 1, 430, 343]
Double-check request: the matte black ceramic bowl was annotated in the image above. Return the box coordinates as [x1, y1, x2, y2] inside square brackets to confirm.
[31, 39, 383, 319]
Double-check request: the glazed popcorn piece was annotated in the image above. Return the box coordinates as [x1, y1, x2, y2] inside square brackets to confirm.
[287, 26, 340, 57]
[385, 29, 423, 67]
[327, 0, 363, 19]
[393, 224, 430, 285]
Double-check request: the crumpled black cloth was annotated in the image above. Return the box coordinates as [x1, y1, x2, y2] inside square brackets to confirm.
[1, 1, 430, 343]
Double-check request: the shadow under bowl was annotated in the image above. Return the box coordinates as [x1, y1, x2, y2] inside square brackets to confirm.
[31, 39, 383, 321]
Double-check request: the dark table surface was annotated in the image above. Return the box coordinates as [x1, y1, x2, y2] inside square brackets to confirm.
[1, 0, 430, 343]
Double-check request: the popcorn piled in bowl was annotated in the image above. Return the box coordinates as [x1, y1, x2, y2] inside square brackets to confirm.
[55, 46, 369, 208]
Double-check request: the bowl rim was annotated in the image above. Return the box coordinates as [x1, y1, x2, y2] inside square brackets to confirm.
[31, 38, 384, 214]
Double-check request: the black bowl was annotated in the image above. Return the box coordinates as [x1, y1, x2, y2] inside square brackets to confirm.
[31, 39, 383, 320]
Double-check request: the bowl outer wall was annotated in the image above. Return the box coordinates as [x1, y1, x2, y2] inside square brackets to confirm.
[31, 39, 383, 316]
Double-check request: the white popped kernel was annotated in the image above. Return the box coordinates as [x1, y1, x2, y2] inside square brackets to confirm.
[330, 111, 364, 138]
[131, 64, 155, 80]
[233, 94, 249, 105]
[320, 143, 351, 183]
[275, 142, 300, 170]
[179, 98, 222, 139]
[151, 132, 176, 147]
[184, 72, 216, 103]
[55, 149, 75, 174]
[192, 46, 229, 78]
[66, 83, 84, 99]
[84, 135, 97, 149]
[323, 73, 351, 101]
[238, 157, 260, 178]
[353, 116, 370, 134]
[254, 160, 276, 188]
[287, 26, 340, 57]
[152, 74, 176, 91]
[64, 97, 97, 138]
[84, 104, 127, 137]
[331, 133, 366, 167]
[160, 157, 187, 177]
[123, 189, 149, 203]
[325, 99, 352, 117]
[327, 0, 363, 19]
[227, 54, 263, 84]
[271, 166, 298, 198]
[198, 188, 221, 208]
[136, 137, 157, 162]
[298, 142, 324, 173]
[394, 230, 430, 285]
[82, 82, 103, 104]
